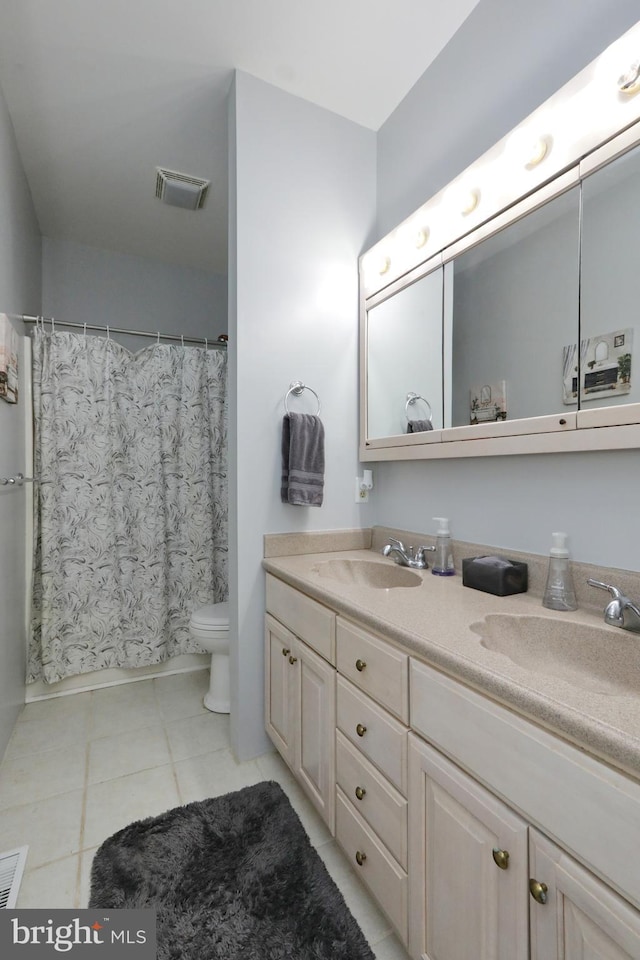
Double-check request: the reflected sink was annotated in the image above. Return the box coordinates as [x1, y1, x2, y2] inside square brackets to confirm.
[471, 613, 638, 696]
[312, 559, 422, 589]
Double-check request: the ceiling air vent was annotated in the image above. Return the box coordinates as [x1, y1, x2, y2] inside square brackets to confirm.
[155, 168, 210, 211]
[0, 845, 28, 909]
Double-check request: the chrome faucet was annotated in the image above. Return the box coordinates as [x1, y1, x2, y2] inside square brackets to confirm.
[587, 579, 640, 633]
[382, 537, 435, 569]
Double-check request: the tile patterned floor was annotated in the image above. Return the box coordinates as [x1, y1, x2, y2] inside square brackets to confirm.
[0, 669, 410, 959]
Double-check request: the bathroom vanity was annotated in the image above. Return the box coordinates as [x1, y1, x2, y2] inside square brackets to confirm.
[263, 533, 640, 959]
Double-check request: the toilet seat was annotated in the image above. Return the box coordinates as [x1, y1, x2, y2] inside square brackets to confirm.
[190, 602, 229, 630]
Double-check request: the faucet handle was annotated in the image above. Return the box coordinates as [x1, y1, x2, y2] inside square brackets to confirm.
[587, 579, 623, 599]
[415, 544, 436, 560]
[388, 536, 406, 551]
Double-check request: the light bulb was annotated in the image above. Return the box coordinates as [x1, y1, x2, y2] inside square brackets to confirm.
[461, 188, 480, 215]
[415, 226, 430, 248]
[618, 59, 640, 95]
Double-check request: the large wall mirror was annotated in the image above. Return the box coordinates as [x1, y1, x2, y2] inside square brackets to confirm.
[359, 19, 640, 460]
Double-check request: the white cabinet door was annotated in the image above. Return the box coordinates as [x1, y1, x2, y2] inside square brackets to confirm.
[297, 639, 336, 832]
[530, 829, 640, 960]
[265, 613, 336, 833]
[265, 613, 297, 767]
[408, 732, 529, 960]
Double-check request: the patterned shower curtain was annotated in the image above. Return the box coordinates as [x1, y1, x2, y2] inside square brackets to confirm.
[28, 329, 228, 684]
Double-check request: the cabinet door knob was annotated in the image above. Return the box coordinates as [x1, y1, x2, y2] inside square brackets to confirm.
[355, 786, 366, 801]
[288, 655, 298, 664]
[492, 848, 510, 870]
[281, 648, 290, 657]
[355, 659, 367, 672]
[529, 879, 548, 904]
[356, 723, 367, 737]
[355, 850, 367, 866]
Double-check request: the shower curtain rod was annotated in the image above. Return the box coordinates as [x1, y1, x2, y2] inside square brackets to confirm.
[18, 315, 228, 348]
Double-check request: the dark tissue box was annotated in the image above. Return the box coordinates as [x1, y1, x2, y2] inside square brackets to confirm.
[462, 555, 528, 596]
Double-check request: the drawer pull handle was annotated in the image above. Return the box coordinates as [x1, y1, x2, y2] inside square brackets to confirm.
[355, 659, 367, 672]
[492, 848, 509, 870]
[356, 723, 367, 737]
[529, 879, 548, 904]
[355, 850, 367, 867]
[355, 786, 366, 801]
[288, 655, 298, 664]
[281, 648, 290, 657]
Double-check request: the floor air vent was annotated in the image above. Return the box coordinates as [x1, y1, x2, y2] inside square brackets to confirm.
[0, 846, 28, 908]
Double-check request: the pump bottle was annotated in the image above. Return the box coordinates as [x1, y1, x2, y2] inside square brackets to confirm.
[432, 517, 455, 576]
[542, 532, 577, 611]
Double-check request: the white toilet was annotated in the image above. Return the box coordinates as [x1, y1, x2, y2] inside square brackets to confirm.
[189, 601, 230, 713]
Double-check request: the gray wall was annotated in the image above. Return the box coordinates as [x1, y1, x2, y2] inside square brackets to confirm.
[370, 0, 640, 571]
[229, 71, 376, 759]
[42, 238, 227, 351]
[0, 82, 42, 760]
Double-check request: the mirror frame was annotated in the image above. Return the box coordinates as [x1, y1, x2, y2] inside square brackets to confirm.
[359, 20, 640, 461]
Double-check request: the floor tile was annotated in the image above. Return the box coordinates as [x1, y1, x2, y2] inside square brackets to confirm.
[19, 691, 92, 725]
[153, 670, 210, 722]
[0, 743, 87, 810]
[88, 725, 171, 784]
[90, 681, 161, 739]
[276, 776, 333, 848]
[79, 847, 99, 908]
[16, 854, 80, 908]
[165, 711, 230, 762]
[0, 790, 84, 869]
[255, 748, 297, 787]
[83, 764, 180, 850]
[6, 713, 90, 759]
[373, 933, 412, 960]
[173, 747, 263, 805]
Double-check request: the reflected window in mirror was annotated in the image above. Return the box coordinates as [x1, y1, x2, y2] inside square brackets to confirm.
[449, 186, 581, 427]
[580, 143, 640, 410]
[366, 266, 444, 439]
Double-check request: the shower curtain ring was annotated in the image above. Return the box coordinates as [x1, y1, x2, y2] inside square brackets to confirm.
[181, 335, 184, 347]
[205, 338, 208, 351]
[157, 332, 160, 345]
[83, 323, 87, 338]
[106, 325, 110, 339]
[51, 316, 55, 333]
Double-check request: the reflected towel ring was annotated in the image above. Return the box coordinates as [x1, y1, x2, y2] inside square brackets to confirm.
[284, 380, 321, 416]
[405, 392, 432, 422]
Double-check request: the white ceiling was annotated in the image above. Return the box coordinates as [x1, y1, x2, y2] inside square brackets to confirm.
[0, 0, 480, 273]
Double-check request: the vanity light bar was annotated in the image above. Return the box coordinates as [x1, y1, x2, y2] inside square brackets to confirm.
[361, 19, 640, 298]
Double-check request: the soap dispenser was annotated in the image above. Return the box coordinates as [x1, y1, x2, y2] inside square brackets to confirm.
[542, 532, 577, 611]
[432, 517, 455, 576]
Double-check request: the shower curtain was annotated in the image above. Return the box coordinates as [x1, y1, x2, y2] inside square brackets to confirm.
[28, 329, 228, 684]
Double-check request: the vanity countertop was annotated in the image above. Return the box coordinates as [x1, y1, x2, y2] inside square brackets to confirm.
[263, 548, 640, 783]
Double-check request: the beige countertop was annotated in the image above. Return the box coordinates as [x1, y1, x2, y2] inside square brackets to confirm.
[263, 546, 640, 783]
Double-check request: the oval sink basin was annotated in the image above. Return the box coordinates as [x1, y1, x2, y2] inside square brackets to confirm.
[312, 559, 422, 589]
[471, 613, 638, 696]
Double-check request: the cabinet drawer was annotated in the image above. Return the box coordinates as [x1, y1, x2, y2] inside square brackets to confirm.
[337, 675, 407, 794]
[265, 574, 336, 663]
[336, 788, 408, 944]
[337, 618, 408, 722]
[336, 730, 407, 868]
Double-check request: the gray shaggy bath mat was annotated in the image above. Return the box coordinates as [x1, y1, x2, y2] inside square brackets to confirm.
[89, 780, 375, 960]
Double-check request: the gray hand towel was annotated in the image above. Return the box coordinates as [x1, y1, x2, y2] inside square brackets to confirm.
[281, 413, 325, 506]
[407, 419, 434, 433]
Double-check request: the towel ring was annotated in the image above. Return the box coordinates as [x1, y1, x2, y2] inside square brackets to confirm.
[284, 380, 321, 416]
[405, 392, 432, 422]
